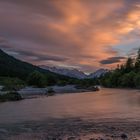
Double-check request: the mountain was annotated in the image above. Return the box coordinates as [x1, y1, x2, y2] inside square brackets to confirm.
[40, 66, 87, 79]
[88, 69, 109, 78]
[40, 66, 108, 79]
[0, 49, 71, 80]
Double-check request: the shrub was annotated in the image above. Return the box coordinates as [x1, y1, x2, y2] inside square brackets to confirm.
[134, 73, 140, 88]
[0, 77, 25, 91]
[27, 71, 46, 87]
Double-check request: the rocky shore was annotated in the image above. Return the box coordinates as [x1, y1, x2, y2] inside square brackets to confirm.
[18, 85, 99, 99]
[0, 118, 139, 140]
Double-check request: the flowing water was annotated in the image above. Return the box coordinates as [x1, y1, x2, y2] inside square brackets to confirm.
[0, 88, 140, 124]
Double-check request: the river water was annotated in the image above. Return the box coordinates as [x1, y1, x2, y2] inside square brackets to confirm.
[0, 88, 139, 124]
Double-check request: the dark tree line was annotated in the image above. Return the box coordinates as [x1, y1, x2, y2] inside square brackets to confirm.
[100, 49, 140, 88]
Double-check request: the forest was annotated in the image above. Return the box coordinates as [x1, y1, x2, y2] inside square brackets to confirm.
[100, 49, 140, 88]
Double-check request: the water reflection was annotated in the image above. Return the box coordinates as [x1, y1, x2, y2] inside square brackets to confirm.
[0, 88, 139, 124]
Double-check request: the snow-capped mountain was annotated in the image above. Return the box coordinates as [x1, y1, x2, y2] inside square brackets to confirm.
[40, 66, 108, 79]
[88, 69, 109, 78]
[40, 66, 87, 79]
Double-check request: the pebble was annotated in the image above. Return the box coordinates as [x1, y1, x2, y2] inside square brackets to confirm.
[89, 138, 96, 140]
[121, 133, 128, 139]
[67, 136, 76, 140]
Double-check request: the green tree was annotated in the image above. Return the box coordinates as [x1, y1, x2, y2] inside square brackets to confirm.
[109, 71, 122, 87]
[100, 72, 112, 87]
[120, 72, 136, 88]
[1, 77, 25, 91]
[134, 73, 140, 88]
[135, 49, 140, 71]
[125, 57, 134, 72]
[46, 75, 57, 86]
[27, 71, 46, 87]
[100, 48, 140, 89]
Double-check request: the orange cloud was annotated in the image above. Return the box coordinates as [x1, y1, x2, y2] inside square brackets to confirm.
[1, 0, 140, 72]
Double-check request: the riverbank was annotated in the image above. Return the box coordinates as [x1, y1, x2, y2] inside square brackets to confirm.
[18, 85, 99, 99]
[0, 85, 99, 101]
[0, 118, 139, 140]
[0, 92, 23, 102]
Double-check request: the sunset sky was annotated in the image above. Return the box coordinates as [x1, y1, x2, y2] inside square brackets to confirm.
[0, 0, 140, 72]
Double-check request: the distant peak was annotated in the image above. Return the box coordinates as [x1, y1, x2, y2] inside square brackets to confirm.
[40, 66, 109, 79]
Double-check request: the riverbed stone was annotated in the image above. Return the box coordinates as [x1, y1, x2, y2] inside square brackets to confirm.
[67, 136, 76, 140]
[121, 133, 128, 139]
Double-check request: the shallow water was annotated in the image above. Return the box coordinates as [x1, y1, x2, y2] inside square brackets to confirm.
[0, 88, 140, 124]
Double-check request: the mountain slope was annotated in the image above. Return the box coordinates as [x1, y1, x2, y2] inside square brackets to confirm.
[40, 66, 87, 79]
[88, 69, 109, 78]
[0, 49, 71, 80]
[40, 66, 108, 79]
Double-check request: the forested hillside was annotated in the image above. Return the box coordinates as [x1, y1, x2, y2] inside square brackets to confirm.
[0, 49, 74, 86]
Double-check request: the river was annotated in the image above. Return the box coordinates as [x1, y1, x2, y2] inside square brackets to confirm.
[0, 88, 140, 123]
[0, 88, 140, 139]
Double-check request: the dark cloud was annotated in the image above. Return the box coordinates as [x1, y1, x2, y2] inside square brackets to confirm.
[16, 50, 68, 62]
[0, 0, 64, 19]
[0, 44, 68, 62]
[100, 57, 125, 64]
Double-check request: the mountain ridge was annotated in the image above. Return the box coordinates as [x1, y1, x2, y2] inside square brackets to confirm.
[0, 49, 108, 80]
[40, 65, 108, 79]
[40, 65, 87, 79]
